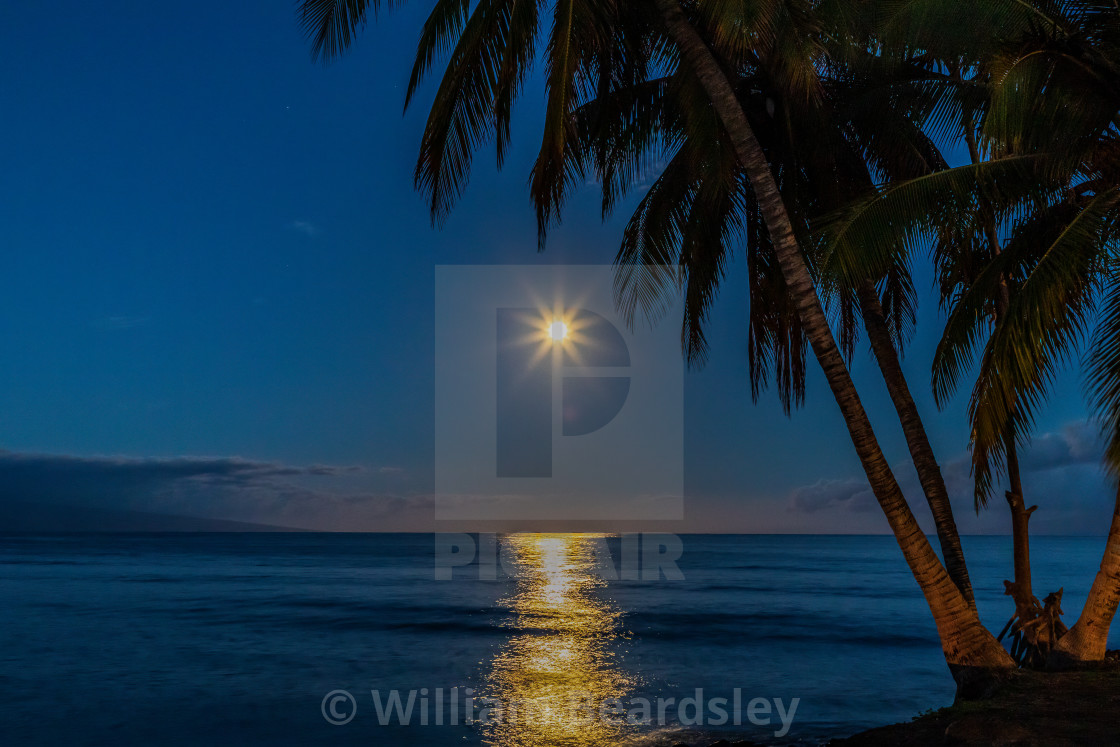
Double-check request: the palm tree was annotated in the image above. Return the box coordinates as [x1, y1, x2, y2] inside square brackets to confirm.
[1056, 490, 1119, 663]
[596, 2, 979, 610]
[931, 112, 1074, 666]
[297, 0, 1014, 684]
[824, 0, 1120, 666]
[901, 56, 1065, 664]
[988, 0, 1120, 666]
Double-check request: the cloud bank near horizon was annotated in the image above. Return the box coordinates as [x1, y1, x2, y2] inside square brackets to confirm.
[0, 451, 428, 532]
[0, 420, 1113, 534]
[778, 421, 1115, 535]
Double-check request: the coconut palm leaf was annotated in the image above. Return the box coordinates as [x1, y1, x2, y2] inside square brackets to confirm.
[967, 190, 1118, 505]
[819, 154, 1063, 293]
[299, 0, 387, 62]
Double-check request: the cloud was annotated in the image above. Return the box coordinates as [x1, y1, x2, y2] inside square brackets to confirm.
[783, 420, 1116, 535]
[290, 220, 320, 237]
[0, 451, 427, 531]
[1025, 421, 1102, 471]
[934, 421, 1107, 497]
[788, 478, 877, 514]
[306, 463, 363, 476]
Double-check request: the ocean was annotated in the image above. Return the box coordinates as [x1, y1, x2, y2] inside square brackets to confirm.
[1, 533, 1115, 745]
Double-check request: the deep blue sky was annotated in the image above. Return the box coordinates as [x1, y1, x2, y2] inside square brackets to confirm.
[0, 0, 1111, 533]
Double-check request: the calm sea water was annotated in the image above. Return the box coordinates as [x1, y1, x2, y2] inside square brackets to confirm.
[0, 533, 1115, 745]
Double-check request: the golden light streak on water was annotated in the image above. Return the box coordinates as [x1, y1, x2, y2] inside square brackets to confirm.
[480, 533, 638, 747]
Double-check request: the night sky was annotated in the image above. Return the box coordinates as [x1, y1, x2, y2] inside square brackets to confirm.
[0, 0, 1111, 533]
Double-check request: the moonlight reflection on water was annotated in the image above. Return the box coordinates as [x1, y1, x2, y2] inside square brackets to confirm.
[481, 534, 638, 747]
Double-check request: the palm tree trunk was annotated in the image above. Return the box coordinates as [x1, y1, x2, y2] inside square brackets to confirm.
[963, 114, 1038, 620]
[857, 282, 976, 609]
[989, 232, 1038, 616]
[654, 0, 1013, 683]
[1003, 433, 1036, 610]
[1049, 486, 1120, 667]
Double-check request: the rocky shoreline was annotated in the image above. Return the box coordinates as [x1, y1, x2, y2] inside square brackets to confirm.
[671, 654, 1120, 746]
[830, 658, 1120, 746]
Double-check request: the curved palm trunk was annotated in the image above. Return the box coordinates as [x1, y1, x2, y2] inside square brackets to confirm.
[654, 0, 1012, 683]
[1049, 486, 1120, 667]
[857, 283, 976, 609]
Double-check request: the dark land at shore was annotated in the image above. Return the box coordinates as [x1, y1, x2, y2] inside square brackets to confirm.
[673, 654, 1120, 746]
[831, 658, 1120, 746]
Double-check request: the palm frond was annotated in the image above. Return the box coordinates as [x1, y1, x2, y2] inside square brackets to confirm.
[529, 0, 589, 247]
[967, 189, 1118, 506]
[299, 0, 385, 62]
[405, 0, 472, 110]
[1087, 255, 1120, 476]
[413, 0, 540, 223]
[819, 154, 1065, 293]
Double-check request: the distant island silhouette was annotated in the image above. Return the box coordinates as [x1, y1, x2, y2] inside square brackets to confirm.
[0, 501, 305, 533]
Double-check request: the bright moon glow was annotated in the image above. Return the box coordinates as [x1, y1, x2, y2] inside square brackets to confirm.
[549, 321, 568, 341]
